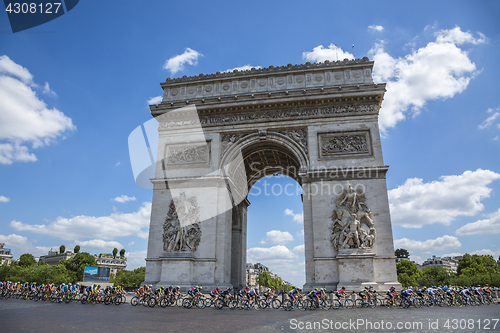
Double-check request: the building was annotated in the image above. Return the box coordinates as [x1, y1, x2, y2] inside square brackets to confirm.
[497, 256, 500, 271]
[0, 243, 13, 265]
[39, 250, 76, 265]
[245, 262, 294, 290]
[94, 254, 127, 276]
[422, 255, 460, 273]
[39, 250, 127, 276]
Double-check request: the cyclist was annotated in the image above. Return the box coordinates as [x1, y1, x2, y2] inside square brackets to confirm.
[210, 287, 220, 305]
[220, 287, 233, 303]
[336, 286, 346, 300]
[238, 286, 248, 301]
[288, 288, 302, 309]
[386, 286, 397, 303]
[188, 286, 202, 298]
[247, 287, 259, 307]
[358, 286, 369, 302]
[263, 287, 278, 303]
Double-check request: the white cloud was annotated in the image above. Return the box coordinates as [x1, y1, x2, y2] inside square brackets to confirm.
[42, 82, 57, 96]
[11, 202, 151, 241]
[0, 233, 55, 258]
[292, 244, 305, 255]
[247, 245, 298, 262]
[441, 252, 464, 258]
[247, 245, 305, 287]
[115, 162, 121, 166]
[72, 239, 124, 251]
[147, 96, 162, 104]
[284, 208, 303, 224]
[163, 48, 203, 76]
[0, 55, 75, 164]
[126, 250, 147, 269]
[0, 55, 33, 83]
[302, 44, 354, 63]
[127, 241, 134, 246]
[112, 195, 137, 203]
[455, 208, 500, 236]
[224, 64, 262, 73]
[0, 195, 9, 202]
[478, 108, 500, 129]
[389, 169, 500, 228]
[469, 248, 500, 258]
[297, 229, 304, 237]
[435, 26, 487, 45]
[409, 255, 423, 264]
[260, 230, 294, 244]
[369, 26, 483, 132]
[394, 235, 461, 254]
[368, 25, 384, 32]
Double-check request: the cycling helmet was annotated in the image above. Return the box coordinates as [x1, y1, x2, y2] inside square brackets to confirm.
[216, 287, 219, 290]
[199, 286, 203, 290]
[62, 283, 65, 286]
[68, 283, 72, 286]
[176, 286, 180, 289]
[315, 288, 318, 291]
[342, 286, 346, 290]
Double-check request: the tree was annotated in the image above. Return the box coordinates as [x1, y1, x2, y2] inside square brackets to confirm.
[60, 245, 66, 254]
[395, 248, 410, 259]
[120, 249, 125, 257]
[74, 245, 80, 253]
[457, 254, 499, 276]
[18, 253, 37, 268]
[112, 248, 118, 258]
[396, 260, 420, 287]
[112, 267, 145, 287]
[61, 252, 98, 282]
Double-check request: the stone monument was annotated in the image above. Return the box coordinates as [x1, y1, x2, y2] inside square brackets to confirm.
[143, 58, 400, 291]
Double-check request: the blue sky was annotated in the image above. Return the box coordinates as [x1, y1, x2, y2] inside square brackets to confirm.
[1, 1, 499, 287]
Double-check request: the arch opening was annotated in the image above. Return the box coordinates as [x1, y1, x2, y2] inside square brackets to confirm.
[229, 139, 306, 289]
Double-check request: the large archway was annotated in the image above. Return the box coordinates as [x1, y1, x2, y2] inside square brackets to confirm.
[225, 136, 306, 289]
[144, 58, 400, 291]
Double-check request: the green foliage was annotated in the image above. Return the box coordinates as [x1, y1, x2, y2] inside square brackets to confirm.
[0, 261, 71, 284]
[60, 252, 98, 282]
[59, 245, 65, 254]
[395, 248, 410, 259]
[396, 260, 420, 287]
[396, 254, 500, 287]
[111, 267, 145, 287]
[112, 248, 118, 258]
[18, 253, 37, 268]
[120, 249, 125, 257]
[74, 245, 80, 253]
[457, 254, 499, 276]
[256, 271, 294, 292]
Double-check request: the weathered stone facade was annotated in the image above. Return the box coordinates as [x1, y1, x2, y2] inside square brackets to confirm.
[144, 58, 400, 291]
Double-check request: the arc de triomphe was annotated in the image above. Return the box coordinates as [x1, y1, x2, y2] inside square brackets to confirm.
[143, 58, 400, 291]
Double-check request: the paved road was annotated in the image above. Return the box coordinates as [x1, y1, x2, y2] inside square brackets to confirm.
[0, 298, 499, 333]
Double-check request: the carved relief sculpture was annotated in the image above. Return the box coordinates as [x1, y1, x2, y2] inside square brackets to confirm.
[330, 185, 376, 251]
[275, 128, 308, 154]
[167, 144, 210, 165]
[163, 193, 202, 252]
[322, 134, 368, 155]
